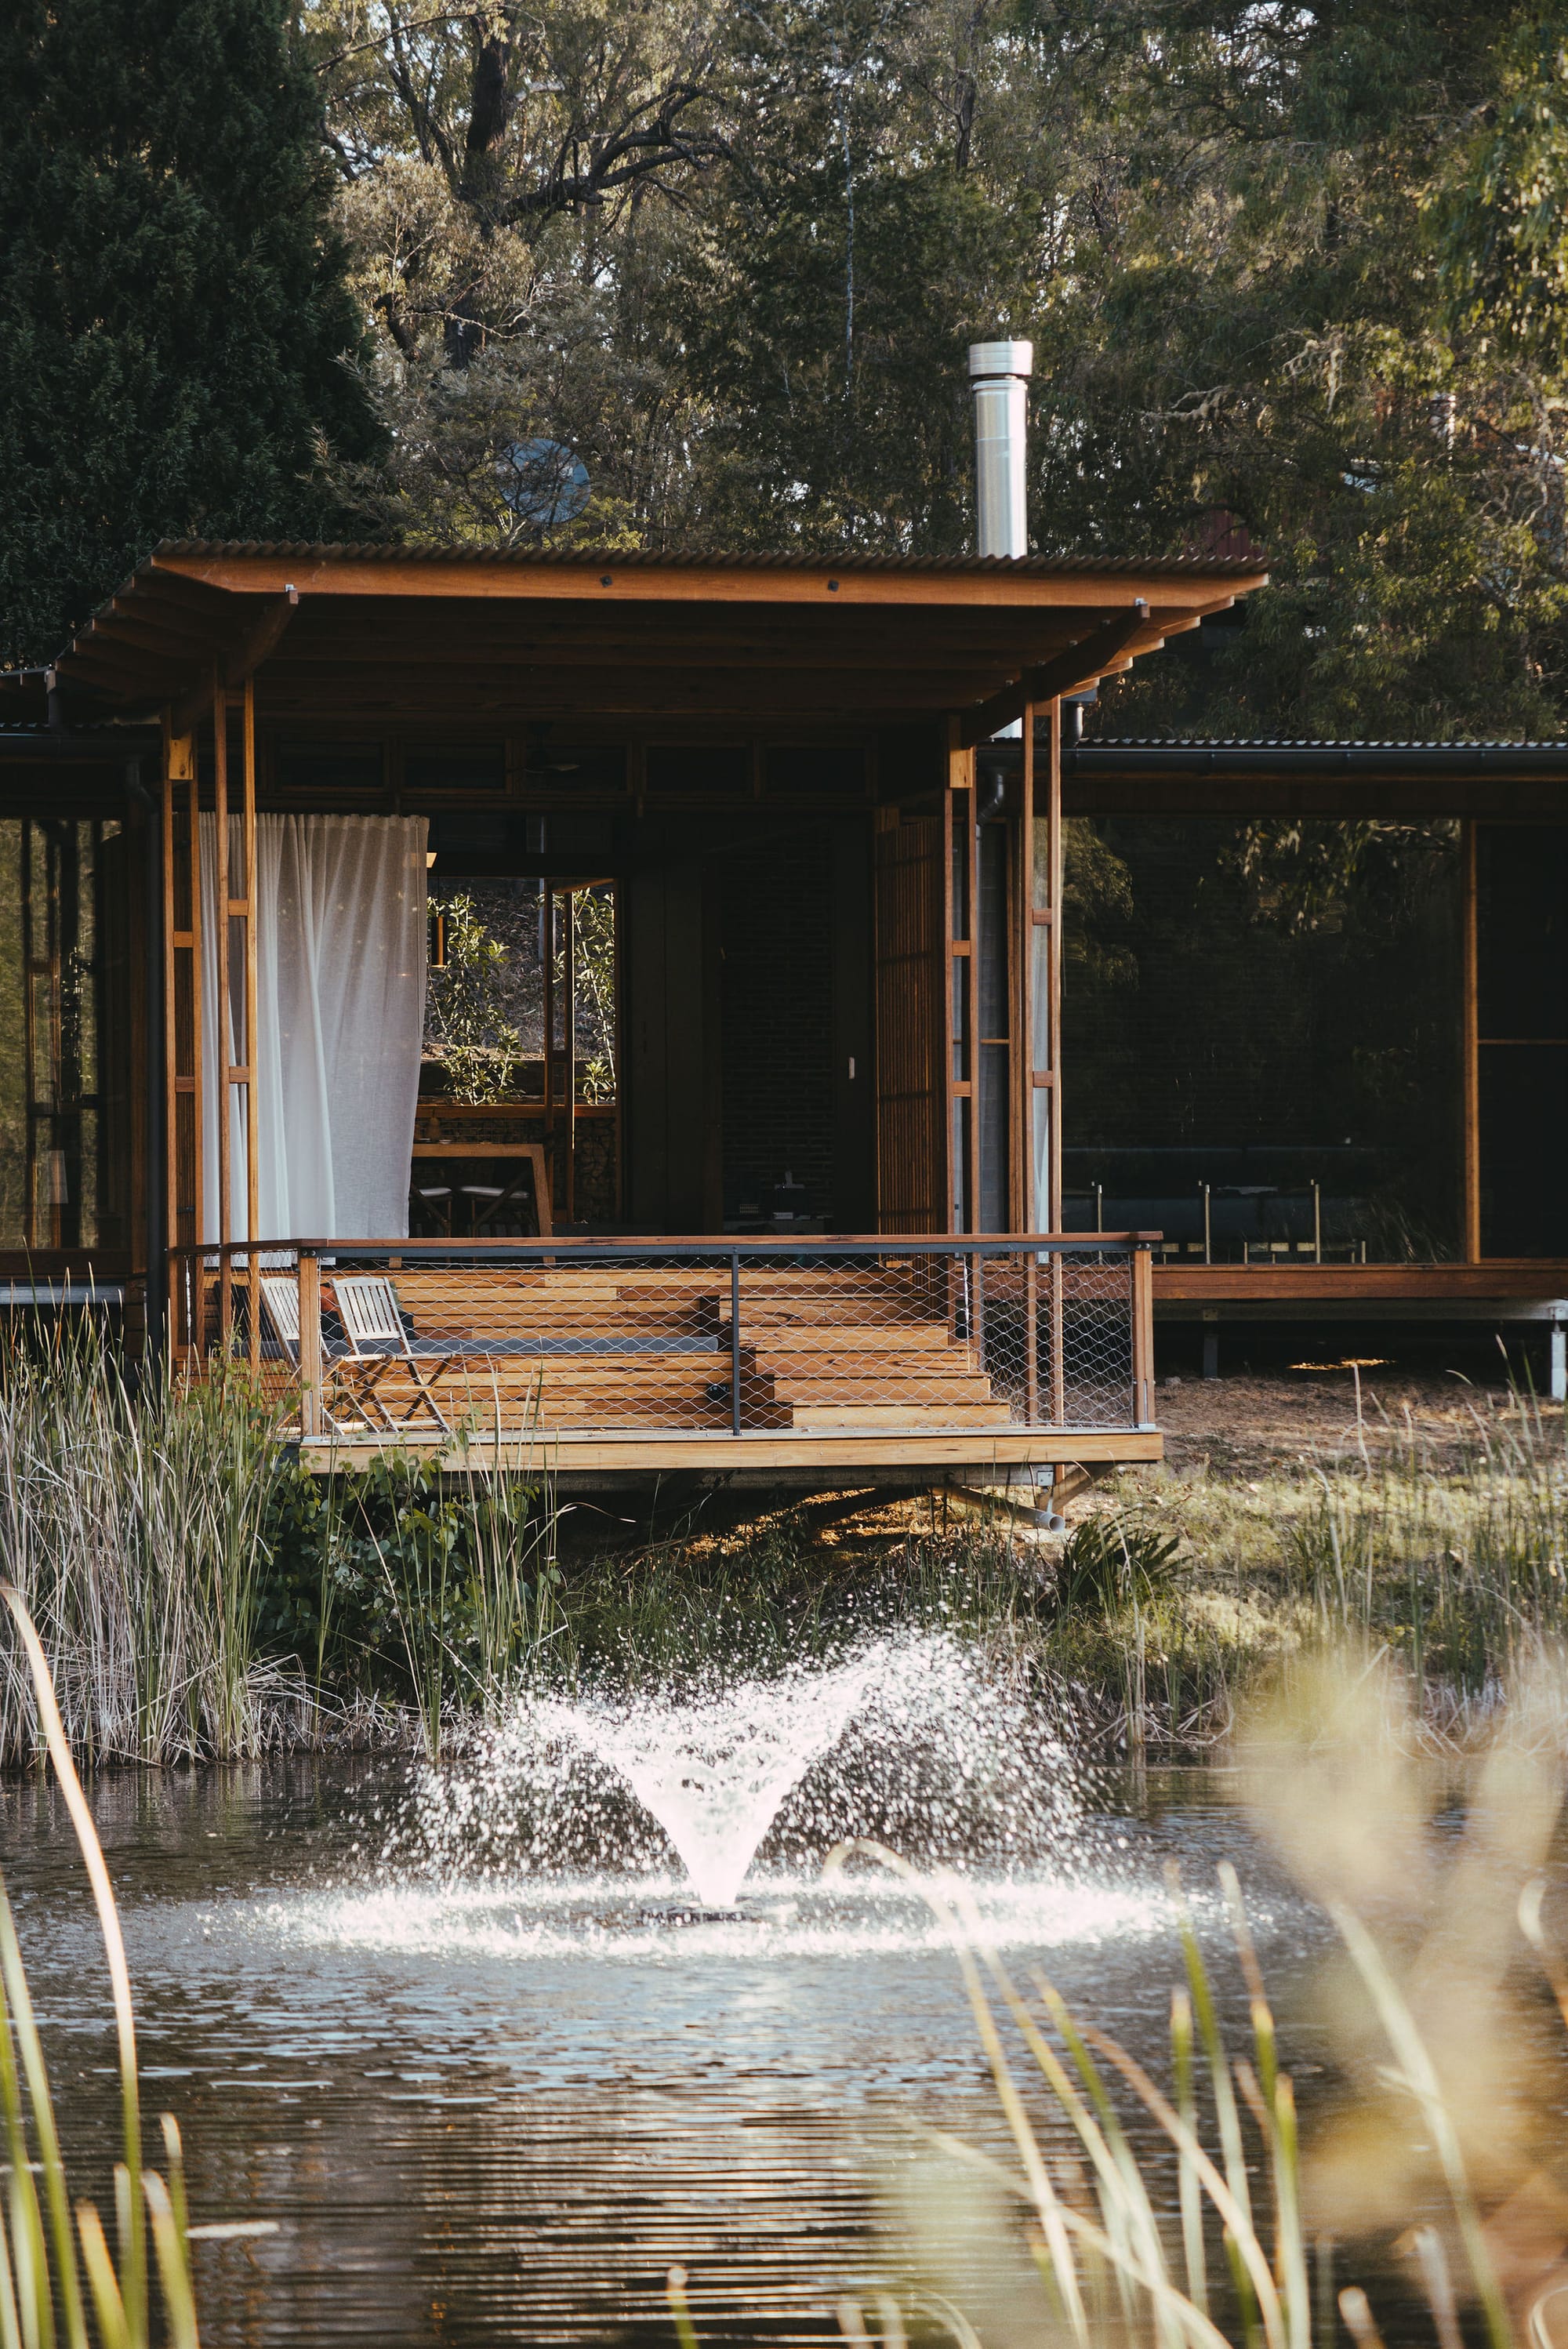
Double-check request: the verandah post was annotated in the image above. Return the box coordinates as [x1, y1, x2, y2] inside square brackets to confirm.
[1019, 702, 1040, 1422]
[1050, 1247, 1066, 1425]
[212, 665, 232, 1349]
[298, 1252, 323, 1440]
[1131, 1243, 1154, 1427]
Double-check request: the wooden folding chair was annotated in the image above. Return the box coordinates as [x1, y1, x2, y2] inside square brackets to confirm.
[330, 1274, 460, 1437]
[257, 1274, 385, 1440]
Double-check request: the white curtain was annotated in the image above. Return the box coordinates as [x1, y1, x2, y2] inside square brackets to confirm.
[201, 815, 428, 1242]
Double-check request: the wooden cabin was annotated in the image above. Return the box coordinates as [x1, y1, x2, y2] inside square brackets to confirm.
[8, 541, 1568, 1452]
[0, 539, 1274, 1477]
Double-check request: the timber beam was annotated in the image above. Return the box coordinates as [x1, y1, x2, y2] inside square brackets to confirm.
[957, 601, 1156, 748]
[169, 588, 300, 736]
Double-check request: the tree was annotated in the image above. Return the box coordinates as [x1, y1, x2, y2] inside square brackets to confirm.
[315, 0, 1568, 742]
[0, 0, 383, 668]
[1027, 2, 1568, 742]
[311, 0, 731, 543]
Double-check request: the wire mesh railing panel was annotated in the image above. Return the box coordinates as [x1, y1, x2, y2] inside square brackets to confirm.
[168, 1236, 1153, 1443]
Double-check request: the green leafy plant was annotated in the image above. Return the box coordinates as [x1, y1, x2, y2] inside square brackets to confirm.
[426, 893, 523, 1105]
[566, 885, 618, 1103]
[1056, 1509, 1183, 1617]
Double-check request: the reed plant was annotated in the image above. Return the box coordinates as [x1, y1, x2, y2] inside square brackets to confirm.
[0, 1585, 209, 2349]
[0, 1323, 283, 1765]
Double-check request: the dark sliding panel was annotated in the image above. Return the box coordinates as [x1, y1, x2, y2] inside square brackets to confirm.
[1477, 823, 1568, 1257]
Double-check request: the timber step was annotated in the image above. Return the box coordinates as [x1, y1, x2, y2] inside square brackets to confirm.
[788, 1403, 1014, 1431]
[305, 1261, 1017, 1437]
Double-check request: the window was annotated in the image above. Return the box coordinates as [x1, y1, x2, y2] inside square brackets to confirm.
[525, 742, 627, 793]
[764, 746, 867, 798]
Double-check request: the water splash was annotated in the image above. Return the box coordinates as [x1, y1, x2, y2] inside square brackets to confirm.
[404, 1632, 1084, 1911]
[532, 1649, 895, 1905]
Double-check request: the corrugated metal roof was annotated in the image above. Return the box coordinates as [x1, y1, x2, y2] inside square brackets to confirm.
[1085, 736, 1568, 750]
[147, 538, 1268, 578]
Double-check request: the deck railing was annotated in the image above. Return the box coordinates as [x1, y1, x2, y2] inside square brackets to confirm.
[166, 1235, 1156, 1446]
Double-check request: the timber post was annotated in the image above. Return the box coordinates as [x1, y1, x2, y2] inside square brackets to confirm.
[297, 1252, 323, 1440]
[1132, 1243, 1155, 1427]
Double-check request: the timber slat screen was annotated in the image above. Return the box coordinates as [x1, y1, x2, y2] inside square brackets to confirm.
[166, 1235, 1156, 1458]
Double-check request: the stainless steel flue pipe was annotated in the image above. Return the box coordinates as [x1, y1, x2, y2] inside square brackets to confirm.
[967, 339, 1033, 559]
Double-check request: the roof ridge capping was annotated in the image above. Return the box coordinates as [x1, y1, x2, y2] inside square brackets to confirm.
[147, 537, 1269, 576]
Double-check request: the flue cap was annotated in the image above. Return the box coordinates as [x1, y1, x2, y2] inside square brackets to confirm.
[967, 339, 1033, 380]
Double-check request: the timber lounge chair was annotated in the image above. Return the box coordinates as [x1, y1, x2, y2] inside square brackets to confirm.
[258, 1273, 457, 1440]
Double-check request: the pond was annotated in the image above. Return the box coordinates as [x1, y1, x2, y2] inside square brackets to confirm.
[0, 1645, 1383, 2346]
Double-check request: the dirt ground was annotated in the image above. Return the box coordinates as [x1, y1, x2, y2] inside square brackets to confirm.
[1152, 1360, 1530, 1481]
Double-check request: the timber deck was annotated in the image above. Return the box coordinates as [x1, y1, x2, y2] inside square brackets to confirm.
[1153, 1261, 1568, 1318]
[199, 1239, 1161, 1474]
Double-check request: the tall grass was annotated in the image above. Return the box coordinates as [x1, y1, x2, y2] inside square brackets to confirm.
[1018, 1389, 1568, 1751]
[338, 1440, 563, 1759]
[0, 1325, 281, 1765]
[0, 1585, 206, 2349]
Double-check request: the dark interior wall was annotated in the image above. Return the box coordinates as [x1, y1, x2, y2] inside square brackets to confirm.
[717, 818, 873, 1229]
[624, 858, 715, 1230]
[717, 827, 834, 1217]
[829, 822, 876, 1232]
[1061, 817, 1464, 1257]
[623, 816, 875, 1233]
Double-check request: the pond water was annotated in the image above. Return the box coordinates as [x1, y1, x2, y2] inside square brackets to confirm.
[0, 1646, 1361, 2344]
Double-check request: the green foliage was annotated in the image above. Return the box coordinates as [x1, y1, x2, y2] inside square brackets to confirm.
[1433, 14, 1568, 369]
[315, 0, 1568, 739]
[260, 1450, 561, 1746]
[568, 884, 618, 1102]
[0, 0, 382, 665]
[1054, 1508, 1182, 1617]
[426, 892, 523, 1103]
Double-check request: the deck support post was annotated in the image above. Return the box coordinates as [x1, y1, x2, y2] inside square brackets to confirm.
[1552, 1312, 1566, 1406]
[298, 1252, 322, 1438]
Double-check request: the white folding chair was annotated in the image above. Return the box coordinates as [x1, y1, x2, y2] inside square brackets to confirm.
[331, 1275, 459, 1437]
[257, 1274, 383, 1439]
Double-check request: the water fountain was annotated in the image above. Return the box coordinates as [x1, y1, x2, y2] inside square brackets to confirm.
[13, 1631, 1307, 2347]
[395, 1629, 1095, 1938]
[532, 1646, 899, 1911]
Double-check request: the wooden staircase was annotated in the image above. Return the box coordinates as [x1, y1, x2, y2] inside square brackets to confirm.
[355, 1262, 1013, 1436]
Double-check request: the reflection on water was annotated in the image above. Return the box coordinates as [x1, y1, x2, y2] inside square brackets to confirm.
[0, 1756, 1327, 2346]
